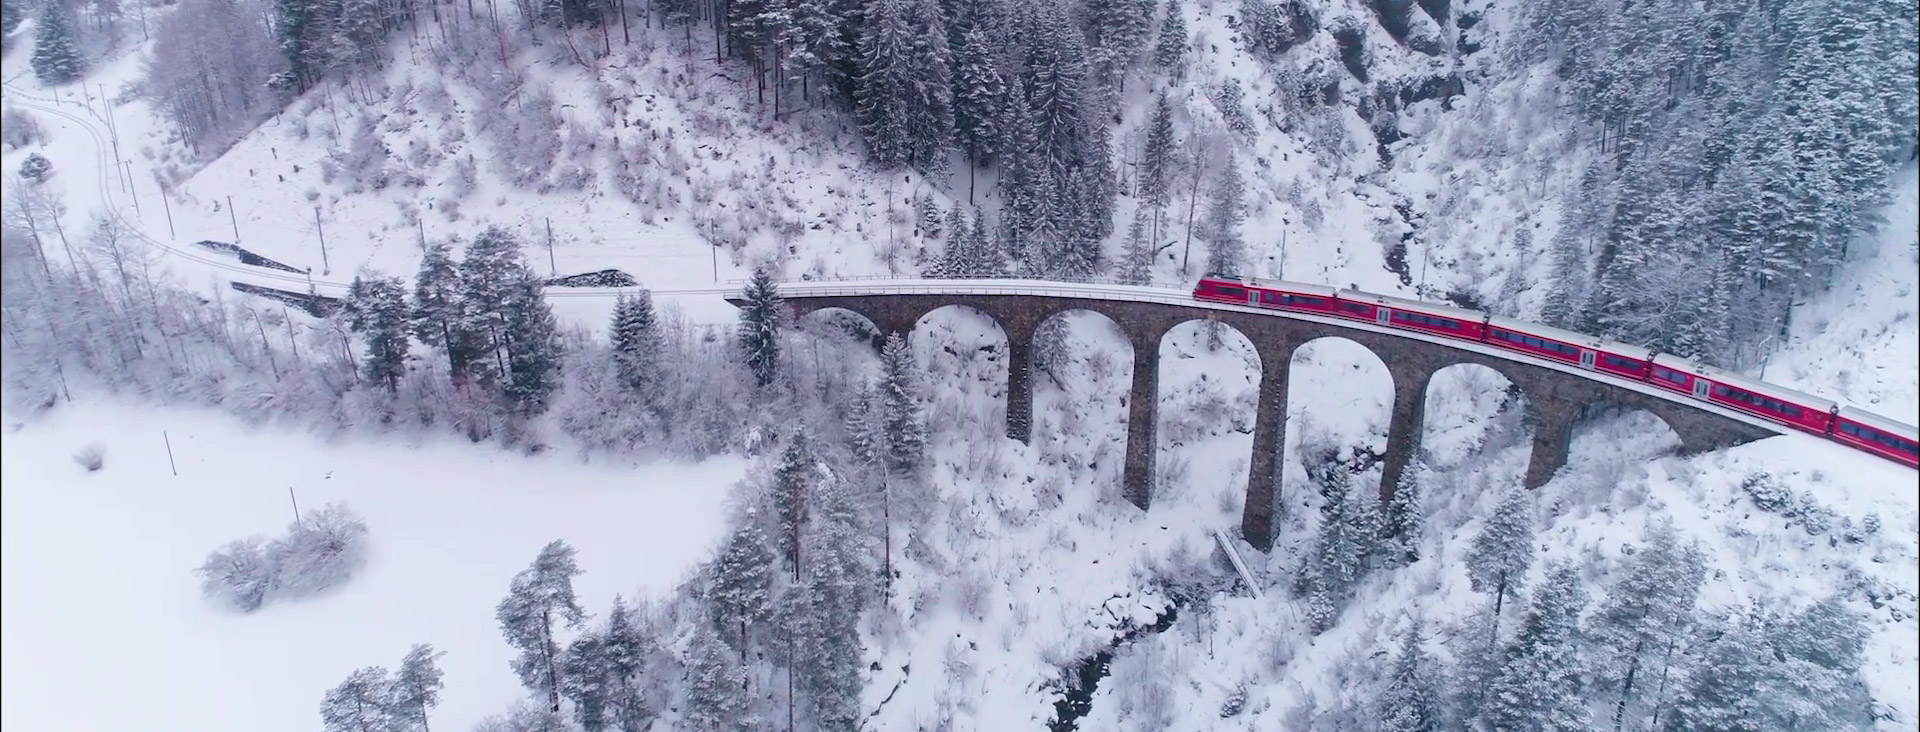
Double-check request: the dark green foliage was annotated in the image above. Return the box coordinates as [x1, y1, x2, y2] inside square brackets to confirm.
[1376, 623, 1443, 732]
[708, 516, 775, 657]
[609, 291, 663, 406]
[736, 267, 785, 388]
[30, 0, 84, 85]
[496, 540, 587, 713]
[1478, 561, 1591, 732]
[345, 273, 412, 393]
[878, 333, 926, 475]
[1466, 487, 1536, 642]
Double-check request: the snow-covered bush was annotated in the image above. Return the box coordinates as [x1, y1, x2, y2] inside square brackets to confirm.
[1, 108, 44, 150]
[266, 503, 370, 599]
[17, 153, 51, 182]
[196, 504, 368, 612]
[72, 443, 104, 471]
[197, 537, 275, 612]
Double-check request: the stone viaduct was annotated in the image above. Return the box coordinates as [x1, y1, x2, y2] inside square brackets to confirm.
[732, 283, 1781, 551]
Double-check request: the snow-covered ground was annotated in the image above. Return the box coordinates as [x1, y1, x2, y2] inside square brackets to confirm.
[0, 400, 744, 732]
[4, 0, 1916, 728]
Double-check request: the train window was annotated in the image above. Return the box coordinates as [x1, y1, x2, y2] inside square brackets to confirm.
[1653, 367, 1687, 385]
[1340, 302, 1370, 314]
[1602, 355, 1642, 370]
[1217, 286, 1245, 297]
[1841, 423, 1862, 437]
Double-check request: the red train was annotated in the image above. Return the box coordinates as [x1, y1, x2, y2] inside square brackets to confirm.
[1193, 274, 1920, 469]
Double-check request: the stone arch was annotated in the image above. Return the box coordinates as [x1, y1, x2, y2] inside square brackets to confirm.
[907, 304, 1015, 443]
[1028, 309, 1136, 490]
[792, 306, 885, 347]
[1569, 399, 1685, 461]
[1282, 336, 1396, 497]
[1153, 318, 1263, 519]
[1413, 362, 1531, 489]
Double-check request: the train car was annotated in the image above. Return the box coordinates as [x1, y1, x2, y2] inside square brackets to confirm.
[1194, 274, 1256, 306]
[1648, 354, 1837, 434]
[1830, 407, 1920, 468]
[1333, 290, 1489, 341]
[1483, 315, 1656, 380]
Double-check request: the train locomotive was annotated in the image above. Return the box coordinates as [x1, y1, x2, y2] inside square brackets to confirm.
[1192, 274, 1919, 469]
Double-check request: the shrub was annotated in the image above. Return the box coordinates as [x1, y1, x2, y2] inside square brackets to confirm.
[196, 503, 369, 612]
[1, 108, 44, 150]
[18, 153, 51, 182]
[72, 443, 104, 471]
[266, 503, 370, 599]
[197, 537, 275, 612]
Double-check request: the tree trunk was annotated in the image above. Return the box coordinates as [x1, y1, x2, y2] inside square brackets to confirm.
[542, 610, 562, 712]
[1611, 644, 1643, 732]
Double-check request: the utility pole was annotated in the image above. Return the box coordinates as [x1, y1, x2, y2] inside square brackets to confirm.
[226, 195, 240, 243]
[103, 84, 127, 194]
[417, 218, 427, 251]
[710, 243, 719, 282]
[314, 207, 331, 275]
[544, 217, 557, 276]
[160, 189, 176, 238]
[125, 161, 140, 214]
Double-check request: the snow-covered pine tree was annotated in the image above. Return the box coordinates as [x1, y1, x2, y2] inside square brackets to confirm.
[736, 267, 785, 388]
[1141, 91, 1176, 211]
[944, 205, 966, 248]
[1298, 456, 1371, 634]
[1213, 78, 1255, 138]
[795, 476, 871, 730]
[967, 207, 1002, 276]
[855, 0, 917, 168]
[320, 666, 394, 732]
[411, 242, 479, 383]
[772, 431, 819, 572]
[560, 628, 611, 731]
[917, 195, 942, 238]
[1202, 154, 1247, 277]
[344, 273, 412, 394]
[952, 22, 1004, 175]
[1117, 209, 1152, 284]
[682, 624, 750, 732]
[1662, 596, 1873, 732]
[499, 266, 562, 416]
[2, 0, 23, 34]
[1477, 561, 1590, 732]
[387, 644, 443, 732]
[608, 291, 663, 402]
[1380, 463, 1425, 568]
[844, 383, 882, 467]
[1374, 622, 1443, 732]
[1466, 487, 1536, 645]
[708, 514, 776, 660]
[495, 540, 587, 713]
[600, 597, 656, 732]
[30, 0, 85, 85]
[877, 333, 926, 476]
[1152, 0, 1187, 74]
[1586, 520, 1706, 732]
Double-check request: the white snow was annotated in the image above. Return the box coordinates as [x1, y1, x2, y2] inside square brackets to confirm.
[0, 400, 744, 732]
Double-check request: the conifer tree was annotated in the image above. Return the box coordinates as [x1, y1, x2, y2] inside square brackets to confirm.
[1587, 520, 1706, 732]
[30, 0, 84, 85]
[345, 273, 412, 394]
[411, 242, 478, 383]
[389, 644, 445, 732]
[320, 666, 394, 732]
[1152, 0, 1187, 74]
[1478, 561, 1590, 732]
[1466, 487, 1536, 644]
[708, 515, 776, 659]
[1214, 78, 1254, 137]
[878, 333, 926, 476]
[683, 625, 750, 732]
[795, 476, 871, 730]
[560, 629, 612, 731]
[1117, 209, 1152, 284]
[500, 270, 562, 415]
[608, 291, 663, 400]
[600, 597, 655, 731]
[1380, 464, 1425, 568]
[772, 431, 819, 570]
[2, 0, 23, 35]
[736, 267, 785, 388]
[1375, 622, 1443, 732]
[1298, 457, 1374, 634]
[952, 23, 1004, 170]
[1202, 155, 1246, 276]
[1141, 91, 1177, 213]
[967, 207, 1001, 276]
[495, 540, 587, 713]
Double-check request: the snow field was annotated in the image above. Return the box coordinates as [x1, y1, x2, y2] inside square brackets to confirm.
[0, 399, 745, 732]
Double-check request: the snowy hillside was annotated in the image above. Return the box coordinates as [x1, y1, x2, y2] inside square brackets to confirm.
[2, 0, 1916, 728]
